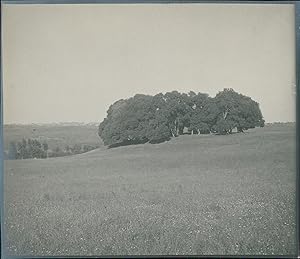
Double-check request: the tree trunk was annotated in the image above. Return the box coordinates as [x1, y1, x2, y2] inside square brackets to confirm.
[174, 119, 179, 136]
[237, 127, 244, 133]
[223, 110, 228, 119]
[170, 128, 175, 137]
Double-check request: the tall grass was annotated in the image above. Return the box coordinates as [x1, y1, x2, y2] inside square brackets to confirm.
[4, 124, 296, 256]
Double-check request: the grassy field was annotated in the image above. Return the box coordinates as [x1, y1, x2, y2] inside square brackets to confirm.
[3, 124, 296, 256]
[3, 124, 102, 151]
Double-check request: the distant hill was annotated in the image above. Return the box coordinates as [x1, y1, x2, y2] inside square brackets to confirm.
[265, 122, 295, 126]
[4, 122, 99, 127]
[3, 123, 102, 152]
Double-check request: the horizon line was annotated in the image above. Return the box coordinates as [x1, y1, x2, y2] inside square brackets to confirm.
[3, 120, 296, 126]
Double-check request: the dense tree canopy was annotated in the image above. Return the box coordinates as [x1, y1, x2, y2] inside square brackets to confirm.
[98, 89, 265, 147]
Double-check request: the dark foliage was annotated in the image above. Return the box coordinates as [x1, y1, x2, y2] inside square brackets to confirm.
[9, 138, 47, 160]
[99, 88, 265, 146]
[7, 139, 100, 160]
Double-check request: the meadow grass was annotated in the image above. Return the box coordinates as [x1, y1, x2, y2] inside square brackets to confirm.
[3, 124, 296, 256]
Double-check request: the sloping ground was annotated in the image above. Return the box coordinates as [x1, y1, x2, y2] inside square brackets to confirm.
[4, 125, 296, 256]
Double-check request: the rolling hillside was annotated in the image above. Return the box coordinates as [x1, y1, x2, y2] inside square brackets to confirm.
[4, 124, 296, 256]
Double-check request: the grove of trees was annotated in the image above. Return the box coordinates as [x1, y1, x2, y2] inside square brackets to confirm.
[98, 88, 265, 147]
[6, 138, 99, 160]
[8, 138, 48, 160]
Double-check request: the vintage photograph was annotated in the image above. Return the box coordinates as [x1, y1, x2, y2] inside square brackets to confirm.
[1, 2, 297, 257]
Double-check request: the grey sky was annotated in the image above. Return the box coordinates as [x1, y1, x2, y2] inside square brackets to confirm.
[2, 3, 295, 124]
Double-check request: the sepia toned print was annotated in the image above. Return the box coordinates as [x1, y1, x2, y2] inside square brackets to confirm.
[2, 3, 296, 256]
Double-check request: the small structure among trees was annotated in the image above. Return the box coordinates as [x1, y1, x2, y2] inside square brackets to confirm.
[98, 88, 265, 147]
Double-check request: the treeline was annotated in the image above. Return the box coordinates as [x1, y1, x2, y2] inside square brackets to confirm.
[99, 88, 265, 147]
[6, 138, 100, 160]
